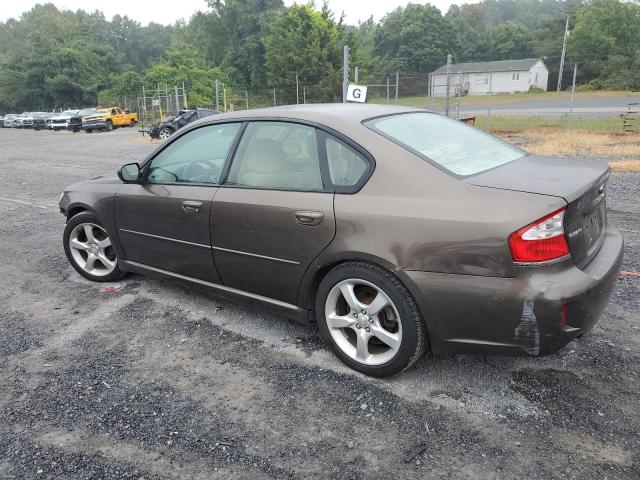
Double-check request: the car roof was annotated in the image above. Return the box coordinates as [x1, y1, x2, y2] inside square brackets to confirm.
[194, 103, 425, 132]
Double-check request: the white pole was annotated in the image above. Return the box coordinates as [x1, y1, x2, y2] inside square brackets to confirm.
[557, 15, 570, 92]
[342, 45, 349, 103]
[568, 63, 577, 130]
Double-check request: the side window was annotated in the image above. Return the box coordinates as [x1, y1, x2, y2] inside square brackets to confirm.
[325, 135, 369, 188]
[146, 123, 241, 185]
[227, 122, 322, 190]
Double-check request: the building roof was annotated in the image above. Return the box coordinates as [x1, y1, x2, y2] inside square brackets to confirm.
[431, 58, 542, 75]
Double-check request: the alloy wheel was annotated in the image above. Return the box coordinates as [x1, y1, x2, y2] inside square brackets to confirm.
[159, 128, 172, 140]
[324, 278, 402, 366]
[68, 223, 117, 277]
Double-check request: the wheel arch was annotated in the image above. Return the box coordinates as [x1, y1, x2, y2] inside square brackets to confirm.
[298, 252, 438, 352]
[66, 202, 94, 222]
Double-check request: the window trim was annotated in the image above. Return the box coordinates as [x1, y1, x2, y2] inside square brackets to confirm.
[363, 111, 527, 179]
[218, 118, 375, 195]
[138, 122, 245, 188]
[220, 120, 327, 193]
[319, 130, 374, 194]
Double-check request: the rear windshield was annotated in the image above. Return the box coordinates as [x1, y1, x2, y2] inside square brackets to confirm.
[365, 112, 525, 176]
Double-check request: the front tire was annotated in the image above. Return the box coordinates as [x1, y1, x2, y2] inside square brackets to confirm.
[158, 127, 173, 140]
[63, 212, 124, 282]
[106, 120, 113, 131]
[315, 262, 427, 377]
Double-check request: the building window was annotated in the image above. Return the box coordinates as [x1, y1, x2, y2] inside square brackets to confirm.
[476, 74, 489, 85]
[512, 72, 520, 81]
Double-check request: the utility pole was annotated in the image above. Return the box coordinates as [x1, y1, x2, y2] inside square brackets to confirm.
[182, 82, 187, 109]
[245, 90, 249, 110]
[568, 63, 577, 130]
[215, 80, 220, 111]
[174, 86, 180, 112]
[296, 74, 299, 104]
[444, 54, 452, 117]
[557, 15, 570, 92]
[342, 45, 349, 103]
[395, 71, 399, 101]
[354, 66, 359, 83]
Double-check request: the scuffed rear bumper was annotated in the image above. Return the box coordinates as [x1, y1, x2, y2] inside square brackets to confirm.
[405, 223, 624, 356]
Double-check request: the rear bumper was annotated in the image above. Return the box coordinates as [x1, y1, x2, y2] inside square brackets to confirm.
[405, 223, 624, 356]
[83, 120, 108, 130]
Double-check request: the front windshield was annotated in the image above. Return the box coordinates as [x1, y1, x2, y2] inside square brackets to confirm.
[78, 108, 96, 116]
[366, 112, 526, 177]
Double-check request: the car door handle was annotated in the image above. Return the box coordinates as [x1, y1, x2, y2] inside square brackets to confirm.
[182, 200, 203, 213]
[294, 210, 324, 226]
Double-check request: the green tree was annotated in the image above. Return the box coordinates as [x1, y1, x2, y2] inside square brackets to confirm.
[487, 21, 533, 59]
[208, 0, 284, 88]
[263, 4, 340, 87]
[568, 0, 640, 89]
[373, 4, 457, 73]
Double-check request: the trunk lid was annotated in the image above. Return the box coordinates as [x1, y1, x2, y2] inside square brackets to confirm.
[465, 155, 610, 269]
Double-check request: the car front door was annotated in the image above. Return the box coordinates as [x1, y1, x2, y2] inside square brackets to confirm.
[115, 122, 242, 282]
[211, 121, 335, 305]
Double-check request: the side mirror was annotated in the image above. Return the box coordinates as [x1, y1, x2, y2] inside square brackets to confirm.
[118, 163, 141, 182]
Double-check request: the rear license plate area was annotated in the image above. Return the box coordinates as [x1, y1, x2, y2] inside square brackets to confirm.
[583, 199, 605, 246]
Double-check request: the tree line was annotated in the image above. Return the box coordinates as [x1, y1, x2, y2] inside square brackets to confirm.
[0, 0, 638, 111]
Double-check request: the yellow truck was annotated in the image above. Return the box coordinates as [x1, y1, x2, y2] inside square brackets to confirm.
[82, 107, 138, 133]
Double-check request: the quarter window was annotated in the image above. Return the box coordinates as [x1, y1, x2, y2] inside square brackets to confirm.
[325, 136, 369, 188]
[227, 122, 322, 190]
[146, 123, 241, 185]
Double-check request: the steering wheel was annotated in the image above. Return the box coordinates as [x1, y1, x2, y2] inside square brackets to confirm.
[183, 160, 220, 183]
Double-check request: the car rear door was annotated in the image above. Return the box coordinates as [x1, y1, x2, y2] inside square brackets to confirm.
[211, 121, 335, 305]
[115, 123, 243, 282]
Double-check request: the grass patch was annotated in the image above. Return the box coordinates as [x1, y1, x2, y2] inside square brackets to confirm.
[474, 115, 626, 134]
[391, 90, 638, 108]
[494, 129, 640, 160]
[610, 160, 640, 170]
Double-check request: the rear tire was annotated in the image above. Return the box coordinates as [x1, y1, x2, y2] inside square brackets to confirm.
[315, 262, 427, 377]
[129, 119, 136, 128]
[85, 129, 93, 133]
[63, 212, 125, 283]
[106, 120, 113, 131]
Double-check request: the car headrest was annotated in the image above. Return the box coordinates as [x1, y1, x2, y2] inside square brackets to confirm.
[244, 139, 287, 174]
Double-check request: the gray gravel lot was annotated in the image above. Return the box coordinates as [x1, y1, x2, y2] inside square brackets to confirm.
[0, 127, 638, 479]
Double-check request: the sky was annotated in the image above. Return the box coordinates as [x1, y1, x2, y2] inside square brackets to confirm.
[0, 0, 477, 26]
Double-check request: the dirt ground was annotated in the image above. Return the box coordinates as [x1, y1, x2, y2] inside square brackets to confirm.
[0, 127, 638, 479]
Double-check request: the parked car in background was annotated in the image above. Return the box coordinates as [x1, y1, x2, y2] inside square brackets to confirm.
[18, 112, 34, 128]
[147, 108, 219, 140]
[0, 115, 5, 127]
[82, 107, 138, 133]
[2, 114, 18, 127]
[66, 108, 96, 132]
[49, 110, 80, 131]
[58, 104, 623, 377]
[33, 112, 55, 130]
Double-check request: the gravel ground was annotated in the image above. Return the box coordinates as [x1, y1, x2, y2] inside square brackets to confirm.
[0, 127, 638, 479]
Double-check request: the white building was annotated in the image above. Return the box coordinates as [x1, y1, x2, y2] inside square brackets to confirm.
[429, 58, 549, 96]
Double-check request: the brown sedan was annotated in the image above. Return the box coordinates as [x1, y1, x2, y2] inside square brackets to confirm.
[59, 104, 623, 377]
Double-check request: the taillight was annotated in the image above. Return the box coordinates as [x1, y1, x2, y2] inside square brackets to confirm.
[508, 208, 570, 263]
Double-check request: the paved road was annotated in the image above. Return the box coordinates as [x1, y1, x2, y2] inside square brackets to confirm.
[428, 94, 640, 118]
[0, 128, 638, 479]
